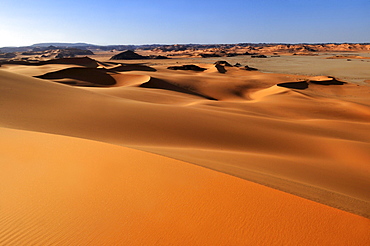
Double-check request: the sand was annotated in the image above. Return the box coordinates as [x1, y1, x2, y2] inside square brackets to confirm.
[0, 55, 369, 245]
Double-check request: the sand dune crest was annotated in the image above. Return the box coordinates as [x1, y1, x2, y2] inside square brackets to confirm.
[0, 127, 369, 245]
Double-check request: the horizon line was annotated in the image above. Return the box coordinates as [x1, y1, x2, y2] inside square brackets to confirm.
[1, 41, 370, 48]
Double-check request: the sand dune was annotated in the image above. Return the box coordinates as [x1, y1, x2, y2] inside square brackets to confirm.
[1, 127, 369, 245]
[1, 56, 369, 244]
[2, 57, 100, 67]
[36, 67, 116, 86]
[107, 63, 157, 72]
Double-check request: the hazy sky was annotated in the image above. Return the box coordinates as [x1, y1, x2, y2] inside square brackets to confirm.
[1, 0, 369, 47]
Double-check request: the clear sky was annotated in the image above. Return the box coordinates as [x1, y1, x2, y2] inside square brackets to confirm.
[0, 0, 369, 47]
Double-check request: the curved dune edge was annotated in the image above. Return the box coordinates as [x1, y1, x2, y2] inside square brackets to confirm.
[1, 68, 370, 219]
[110, 73, 151, 87]
[0, 127, 369, 246]
[139, 145, 370, 218]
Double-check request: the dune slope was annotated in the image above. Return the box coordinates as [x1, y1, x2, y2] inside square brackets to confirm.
[1, 66, 370, 219]
[0, 127, 369, 245]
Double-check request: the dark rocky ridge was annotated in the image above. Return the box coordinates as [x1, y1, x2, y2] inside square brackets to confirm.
[110, 50, 169, 60]
[55, 48, 94, 58]
[167, 65, 207, 71]
[110, 50, 147, 60]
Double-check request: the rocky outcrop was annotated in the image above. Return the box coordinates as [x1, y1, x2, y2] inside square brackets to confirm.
[55, 48, 94, 58]
[110, 50, 169, 60]
[214, 61, 233, 67]
[215, 64, 227, 73]
[0, 52, 16, 59]
[226, 53, 241, 57]
[244, 65, 258, 71]
[167, 65, 206, 71]
[110, 50, 147, 60]
[200, 53, 221, 58]
[251, 55, 267, 58]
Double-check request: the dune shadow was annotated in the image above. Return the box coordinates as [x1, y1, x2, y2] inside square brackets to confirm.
[41, 57, 99, 68]
[309, 77, 346, 85]
[277, 81, 309, 90]
[108, 64, 156, 72]
[35, 67, 116, 86]
[140, 78, 216, 100]
[215, 64, 227, 73]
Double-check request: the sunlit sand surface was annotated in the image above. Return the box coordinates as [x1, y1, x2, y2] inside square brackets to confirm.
[1, 55, 369, 245]
[1, 128, 369, 245]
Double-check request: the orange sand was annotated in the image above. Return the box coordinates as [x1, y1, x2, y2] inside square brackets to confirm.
[0, 57, 369, 245]
[0, 127, 369, 245]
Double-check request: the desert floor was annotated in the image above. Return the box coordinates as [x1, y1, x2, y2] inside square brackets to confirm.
[0, 53, 369, 245]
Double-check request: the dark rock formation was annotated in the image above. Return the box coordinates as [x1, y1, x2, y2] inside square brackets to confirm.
[200, 53, 221, 58]
[214, 61, 233, 67]
[55, 48, 94, 58]
[226, 53, 241, 57]
[244, 52, 257, 55]
[302, 45, 317, 52]
[110, 50, 147, 60]
[1, 57, 99, 68]
[0, 52, 16, 59]
[167, 65, 206, 71]
[42, 57, 99, 67]
[244, 65, 258, 71]
[21, 51, 43, 55]
[251, 54, 267, 58]
[215, 64, 227, 73]
[110, 50, 169, 60]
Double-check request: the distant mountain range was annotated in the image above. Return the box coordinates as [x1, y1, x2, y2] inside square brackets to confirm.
[0, 43, 140, 53]
[1, 42, 369, 54]
[30, 43, 95, 47]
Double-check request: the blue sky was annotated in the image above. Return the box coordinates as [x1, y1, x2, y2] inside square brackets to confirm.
[0, 0, 369, 47]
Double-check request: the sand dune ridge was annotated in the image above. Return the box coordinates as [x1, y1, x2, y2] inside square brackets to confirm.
[1, 56, 369, 245]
